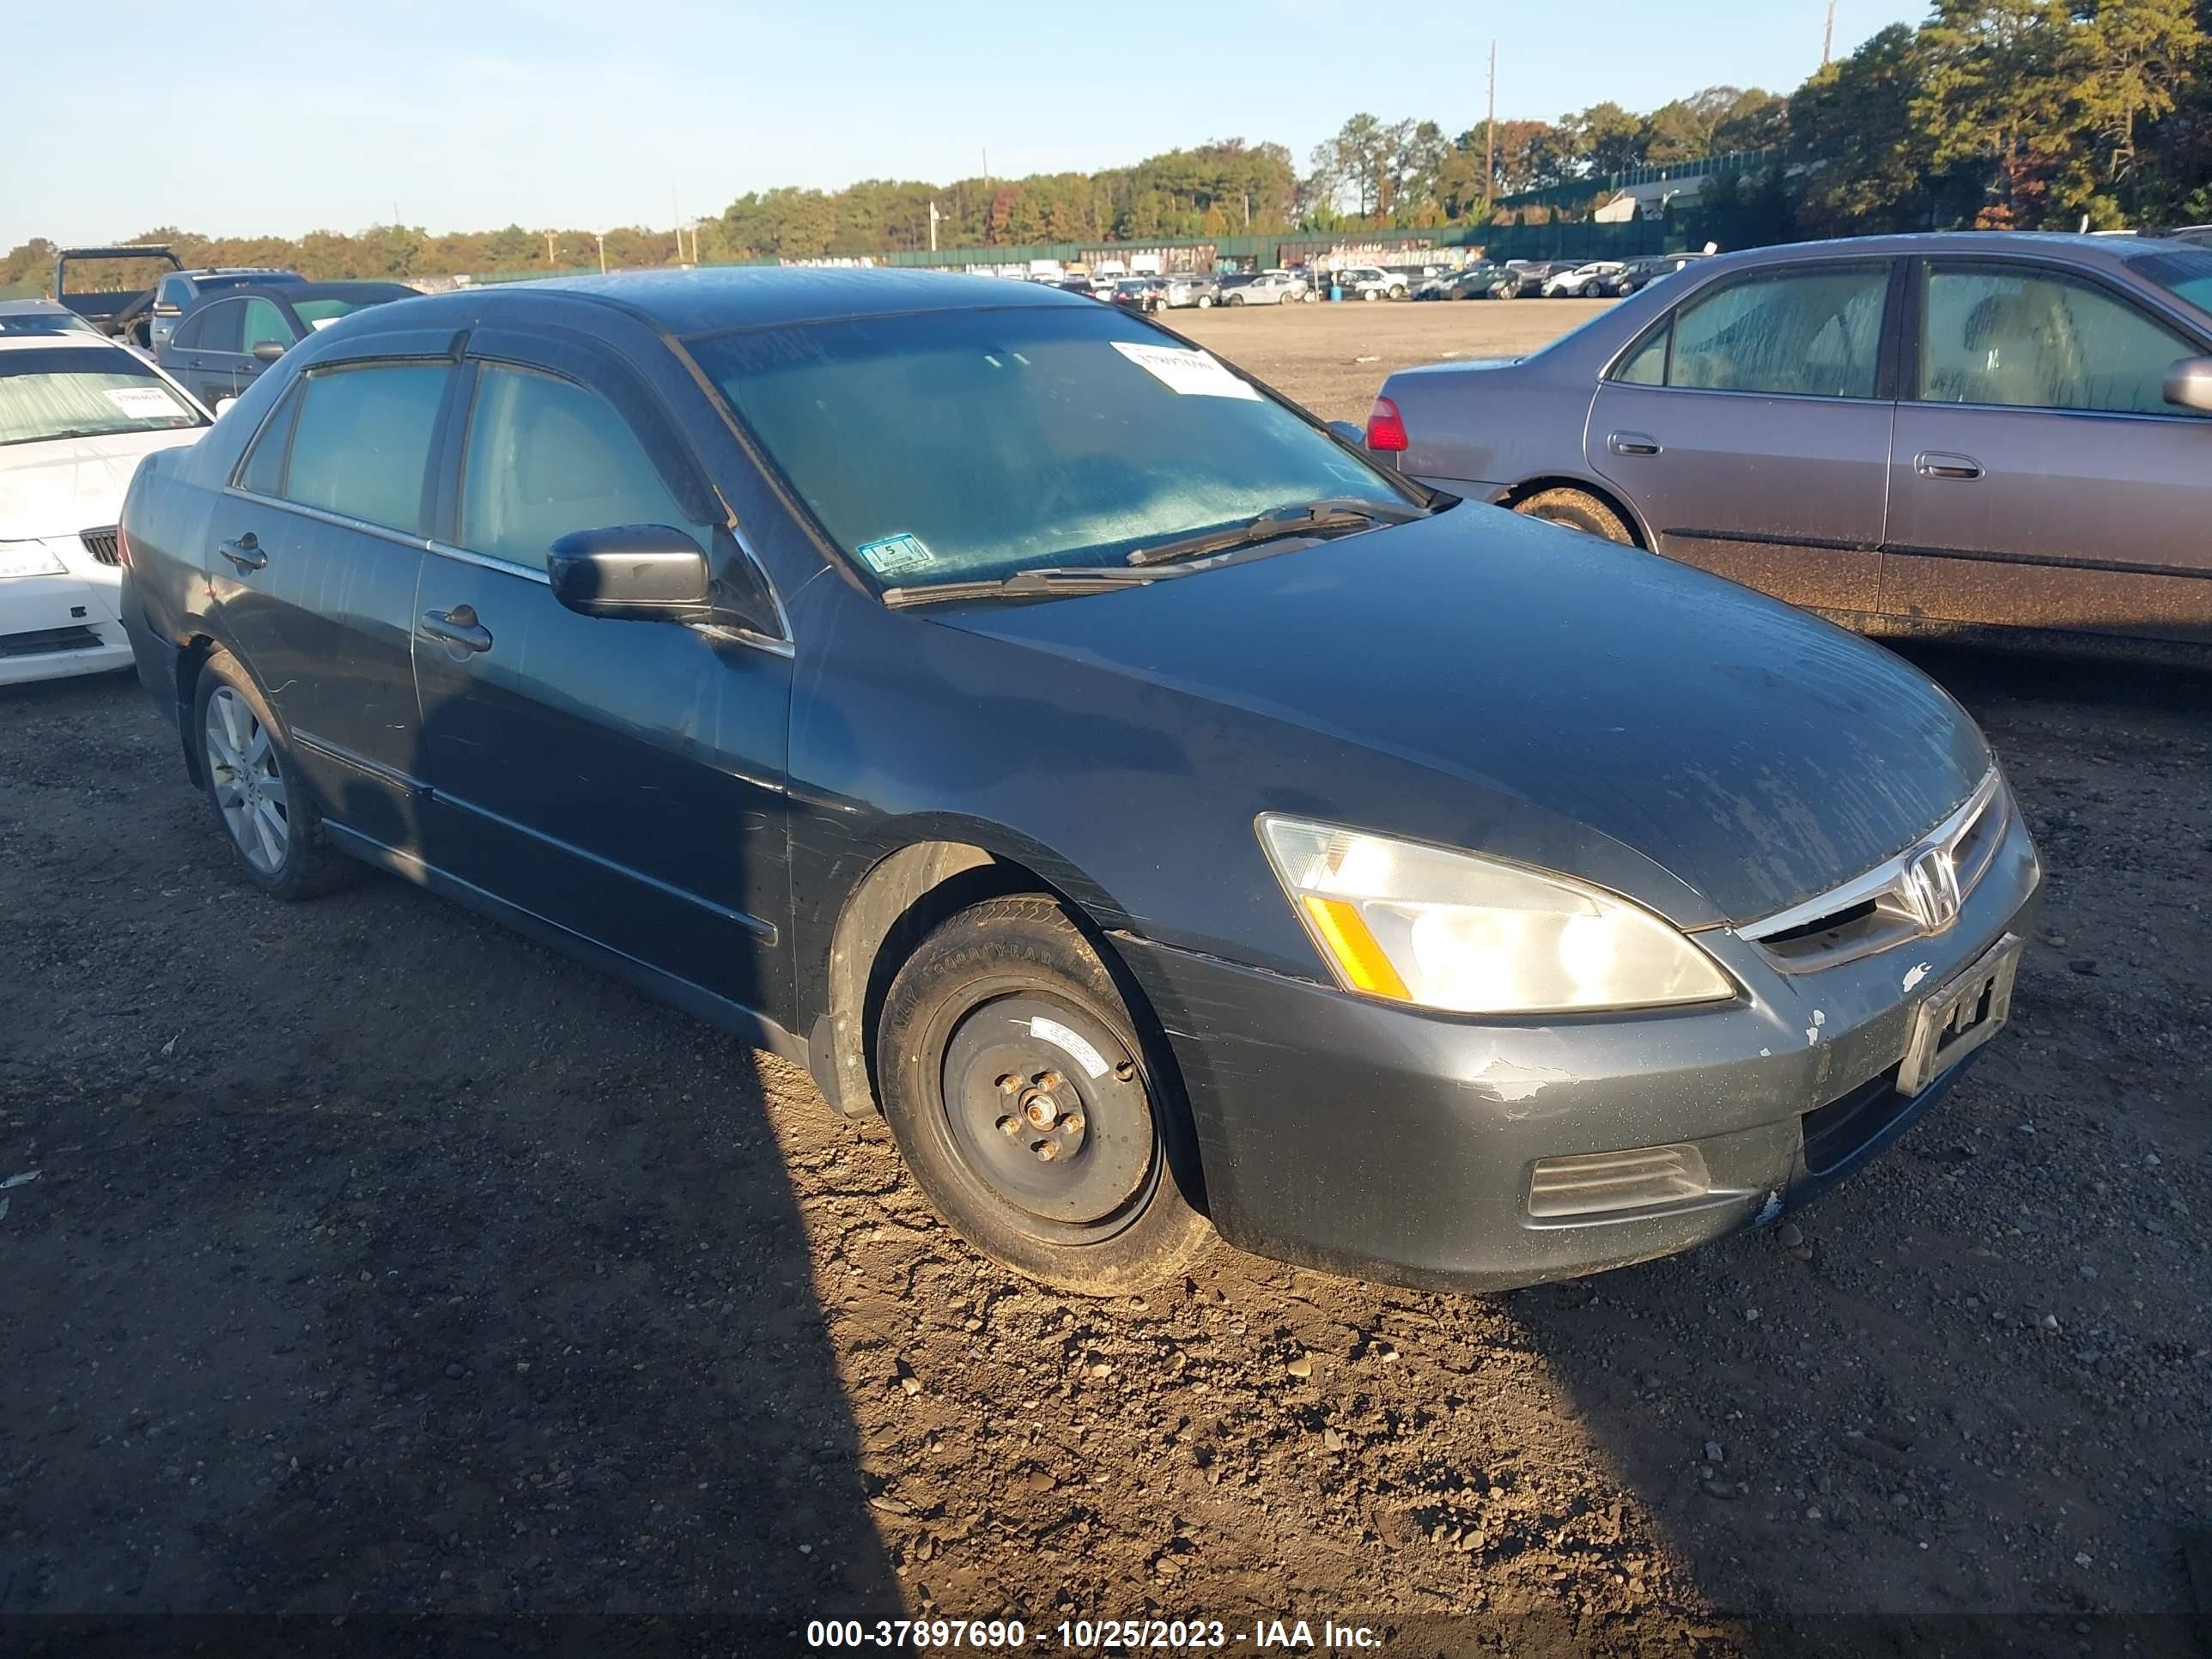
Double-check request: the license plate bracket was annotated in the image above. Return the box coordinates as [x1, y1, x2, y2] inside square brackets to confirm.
[1898, 933, 2023, 1097]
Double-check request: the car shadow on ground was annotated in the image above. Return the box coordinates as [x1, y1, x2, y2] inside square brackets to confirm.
[0, 672, 900, 1642]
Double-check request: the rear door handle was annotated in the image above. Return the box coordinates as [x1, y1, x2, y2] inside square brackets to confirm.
[1915, 452, 1984, 481]
[421, 605, 494, 653]
[217, 533, 266, 571]
[1608, 432, 1662, 456]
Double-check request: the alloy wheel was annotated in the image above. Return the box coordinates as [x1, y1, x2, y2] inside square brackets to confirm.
[204, 684, 289, 873]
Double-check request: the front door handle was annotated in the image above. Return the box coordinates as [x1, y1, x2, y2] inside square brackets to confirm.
[1915, 451, 1984, 481]
[421, 605, 494, 653]
[1608, 432, 1662, 456]
[217, 533, 266, 571]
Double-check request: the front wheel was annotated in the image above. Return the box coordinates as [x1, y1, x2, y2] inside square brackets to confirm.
[877, 896, 1215, 1294]
[1196, 294, 1212, 308]
[1226, 293, 1243, 307]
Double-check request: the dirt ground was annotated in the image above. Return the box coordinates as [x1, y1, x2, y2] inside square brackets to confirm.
[2, 300, 2207, 1656]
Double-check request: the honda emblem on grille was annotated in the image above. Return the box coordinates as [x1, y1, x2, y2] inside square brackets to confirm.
[1899, 846, 1962, 932]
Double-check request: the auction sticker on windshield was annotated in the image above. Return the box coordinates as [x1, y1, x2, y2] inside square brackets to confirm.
[104, 386, 183, 418]
[855, 532, 939, 577]
[1110, 341, 1261, 401]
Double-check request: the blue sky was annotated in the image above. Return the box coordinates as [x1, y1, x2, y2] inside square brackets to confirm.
[9, 0, 1927, 247]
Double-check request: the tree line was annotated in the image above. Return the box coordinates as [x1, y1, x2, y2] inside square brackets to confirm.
[4, 0, 2203, 293]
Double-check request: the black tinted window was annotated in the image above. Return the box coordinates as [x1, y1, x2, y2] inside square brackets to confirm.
[281, 362, 449, 533]
[238, 384, 301, 496]
[193, 301, 244, 355]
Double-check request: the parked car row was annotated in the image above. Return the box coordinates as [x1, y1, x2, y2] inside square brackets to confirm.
[100, 258, 2052, 1306]
[1370, 230, 2212, 653]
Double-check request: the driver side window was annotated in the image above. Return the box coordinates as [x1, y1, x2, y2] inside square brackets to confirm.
[1917, 264, 2207, 416]
[1646, 265, 1889, 399]
[458, 363, 712, 573]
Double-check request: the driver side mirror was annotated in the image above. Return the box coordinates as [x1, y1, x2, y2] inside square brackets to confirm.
[251, 339, 288, 363]
[547, 524, 779, 637]
[2163, 356, 2212, 414]
[1326, 419, 1364, 444]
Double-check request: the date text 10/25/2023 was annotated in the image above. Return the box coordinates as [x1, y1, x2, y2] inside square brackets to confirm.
[804, 1619, 1384, 1650]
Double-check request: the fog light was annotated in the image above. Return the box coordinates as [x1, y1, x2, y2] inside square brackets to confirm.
[1528, 1144, 1712, 1218]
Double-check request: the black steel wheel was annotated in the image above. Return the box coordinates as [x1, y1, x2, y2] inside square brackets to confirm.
[877, 896, 1213, 1292]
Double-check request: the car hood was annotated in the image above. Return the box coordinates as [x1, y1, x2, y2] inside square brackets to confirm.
[0, 428, 205, 539]
[932, 504, 1990, 926]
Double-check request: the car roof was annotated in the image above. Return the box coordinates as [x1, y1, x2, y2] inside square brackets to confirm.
[0, 298, 74, 316]
[237, 280, 419, 304]
[0, 330, 146, 356]
[1695, 229, 2204, 277]
[518, 266, 1089, 335]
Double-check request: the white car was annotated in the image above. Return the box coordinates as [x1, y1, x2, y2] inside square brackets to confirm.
[1542, 261, 1626, 298]
[2, 330, 210, 686]
[1333, 266, 1407, 301]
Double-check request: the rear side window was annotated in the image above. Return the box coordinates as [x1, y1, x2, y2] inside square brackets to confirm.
[237, 384, 301, 496]
[458, 363, 708, 572]
[280, 362, 449, 533]
[1918, 264, 2207, 416]
[1660, 265, 1888, 398]
[191, 301, 244, 355]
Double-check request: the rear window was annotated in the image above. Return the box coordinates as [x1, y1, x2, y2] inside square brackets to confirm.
[278, 362, 449, 533]
[0, 346, 205, 446]
[0, 311, 96, 337]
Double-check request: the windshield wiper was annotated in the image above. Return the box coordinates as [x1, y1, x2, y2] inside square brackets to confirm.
[1125, 496, 1427, 568]
[880, 565, 1178, 609]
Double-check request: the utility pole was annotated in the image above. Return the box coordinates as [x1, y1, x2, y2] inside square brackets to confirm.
[1822, 0, 1835, 65]
[927, 199, 941, 252]
[1485, 40, 1498, 206]
[544, 229, 556, 265]
[595, 231, 607, 275]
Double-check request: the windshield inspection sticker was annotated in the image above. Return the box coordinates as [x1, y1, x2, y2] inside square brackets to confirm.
[855, 532, 938, 577]
[103, 386, 179, 418]
[1110, 340, 1261, 401]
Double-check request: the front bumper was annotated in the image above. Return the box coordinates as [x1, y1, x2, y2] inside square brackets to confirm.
[0, 568, 132, 687]
[1118, 805, 2041, 1291]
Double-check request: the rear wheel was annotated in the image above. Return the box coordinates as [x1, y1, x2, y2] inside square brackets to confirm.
[1226, 293, 1244, 307]
[192, 651, 357, 900]
[1512, 487, 1637, 545]
[877, 896, 1214, 1294]
[1196, 294, 1212, 308]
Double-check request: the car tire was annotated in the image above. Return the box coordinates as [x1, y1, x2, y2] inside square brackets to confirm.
[1226, 294, 1243, 306]
[1618, 280, 1638, 296]
[876, 896, 1215, 1295]
[1389, 285, 1406, 301]
[1196, 295, 1212, 308]
[1513, 487, 1638, 545]
[192, 651, 358, 901]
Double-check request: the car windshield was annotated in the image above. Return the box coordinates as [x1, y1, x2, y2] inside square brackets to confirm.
[291, 295, 392, 329]
[0, 347, 205, 446]
[691, 303, 1413, 587]
[2129, 249, 2212, 314]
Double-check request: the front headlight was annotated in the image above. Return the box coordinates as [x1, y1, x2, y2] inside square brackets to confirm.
[1258, 817, 1735, 1015]
[0, 541, 70, 580]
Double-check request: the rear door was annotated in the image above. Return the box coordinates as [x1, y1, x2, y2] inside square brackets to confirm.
[173, 298, 246, 408]
[410, 331, 793, 1016]
[1586, 258, 1899, 616]
[1883, 256, 2212, 647]
[206, 342, 459, 852]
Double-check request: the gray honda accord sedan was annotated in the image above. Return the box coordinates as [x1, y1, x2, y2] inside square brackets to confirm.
[118, 268, 2039, 1294]
[1369, 231, 2212, 654]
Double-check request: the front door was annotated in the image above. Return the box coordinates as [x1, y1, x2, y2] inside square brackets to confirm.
[207, 355, 455, 851]
[1588, 258, 1898, 617]
[411, 352, 793, 1018]
[1883, 257, 2212, 647]
[234, 295, 298, 400]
